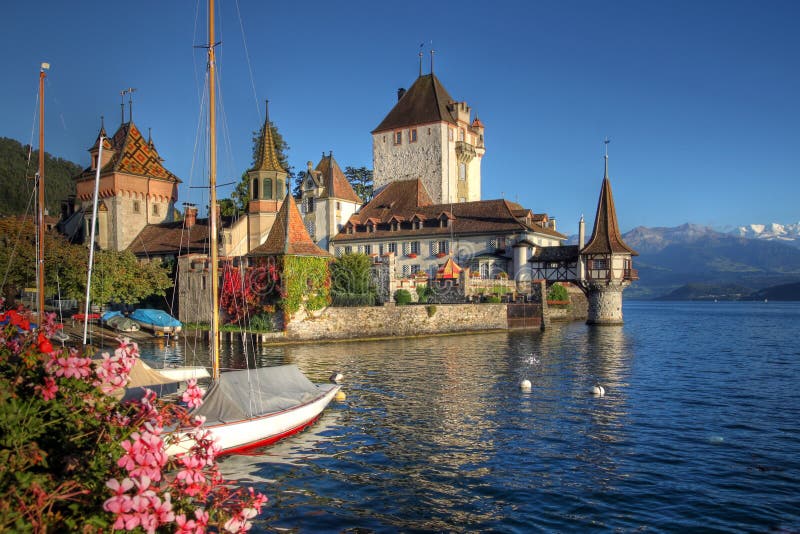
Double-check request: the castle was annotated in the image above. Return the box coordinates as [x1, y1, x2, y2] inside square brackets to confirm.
[65, 66, 638, 325]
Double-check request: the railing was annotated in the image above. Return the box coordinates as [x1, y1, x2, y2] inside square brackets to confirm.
[455, 141, 476, 161]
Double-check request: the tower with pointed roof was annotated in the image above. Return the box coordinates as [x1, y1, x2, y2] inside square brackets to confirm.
[300, 152, 362, 251]
[580, 155, 639, 325]
[372, 72, 485, 205]
[247, 102, 288, 252]
[73, 118, 180, 251]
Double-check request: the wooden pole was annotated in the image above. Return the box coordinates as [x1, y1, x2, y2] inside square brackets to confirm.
[208, 0, 221, 380]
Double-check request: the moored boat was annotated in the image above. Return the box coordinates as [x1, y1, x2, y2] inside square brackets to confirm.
[130, 308, 182, 334]
[101, 310, 141, 333]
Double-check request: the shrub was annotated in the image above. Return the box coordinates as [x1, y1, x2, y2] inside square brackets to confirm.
[486, 295, 502, 303]
[0, 305, 267, 531]
[416, 285, 434, 303]
[547, 282, 569, 302]
[425, 305, 437, 317]
[394, 289, 412, 306]
[492, 285, 507, 296]
[331, 291, 376, 307]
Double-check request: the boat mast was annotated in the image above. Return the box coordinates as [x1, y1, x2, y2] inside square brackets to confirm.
[208, 0, 221, 380]
[83, 137, 104, 346]
[37, 63, 48, 318]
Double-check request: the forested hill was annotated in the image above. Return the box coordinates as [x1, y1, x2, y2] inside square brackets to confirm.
[0, 137, 81, 217]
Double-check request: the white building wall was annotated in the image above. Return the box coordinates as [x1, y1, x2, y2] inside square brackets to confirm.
[373, 124, 446, 203]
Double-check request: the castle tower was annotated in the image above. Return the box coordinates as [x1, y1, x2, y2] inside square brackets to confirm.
[580, 155, 638, 325]
[73, 118, 180, 251]
[371, 72, 485, 204]
[247, 101, 287, 251]
[300, 152, 362, 251]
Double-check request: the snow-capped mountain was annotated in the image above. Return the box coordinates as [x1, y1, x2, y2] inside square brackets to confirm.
[727, 222, 800, 247]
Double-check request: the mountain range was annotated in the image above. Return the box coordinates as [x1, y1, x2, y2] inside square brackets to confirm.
[619, 223, 800, 299]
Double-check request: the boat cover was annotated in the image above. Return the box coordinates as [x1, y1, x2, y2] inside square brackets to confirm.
[130, 309, 182, 328]
[102, 310, 122, 322]
[106, 315, 140, 332]
[191, 365, 325, 424]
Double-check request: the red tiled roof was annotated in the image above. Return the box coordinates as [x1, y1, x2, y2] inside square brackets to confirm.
[313, 154, 361, 203]
[248, 195, 331, 257]
[79, 122, 180, 183]
[582, 162, 638, 256]
[372, 74, 458, 133]
[331, 179, 566, 242]
[127, 220, 211, 256]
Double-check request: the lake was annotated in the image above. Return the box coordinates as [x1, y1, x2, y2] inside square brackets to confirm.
[139, 301, 800, 532]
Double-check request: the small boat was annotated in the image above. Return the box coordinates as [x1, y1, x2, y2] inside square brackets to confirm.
[167, 365, 339, 456]
[130, 308, 182, 334]
[101, 311, 140, 333]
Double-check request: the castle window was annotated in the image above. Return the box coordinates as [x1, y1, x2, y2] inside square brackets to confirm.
[264, 178, 272, 199]
[152, 204, 159, 216]
[306, 220, 315, 238]
[448, 128, 454, 141]
[133, 201, 141, 214]
[410, 128, 418, 143]
[402, 264, 410, 277]
[459, 163, 466, 181]
[459, 128, 465, 141]
[410, 241, 420, 254]
[394, 131, 402, 145]
[427, 128, 431, 135]
[364, 244, 372, 255]
[411, 264, 420, 275]
[345, 246, 352, 254]
[388, 242, 397, 254]
[252, 178, 259, 199]
[307, 198, 315, 213]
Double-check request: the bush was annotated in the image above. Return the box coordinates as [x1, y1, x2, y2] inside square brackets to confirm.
[0, 305, 267, 530]
[547, 283, 569, 302]
[425, 305, 437, 317]
[492, 285, 507, 296]
[331, 291, 376, 307]
[486, 295, 502, 303]
[416, 285, 434, 303]
[394, 289, 412, 306]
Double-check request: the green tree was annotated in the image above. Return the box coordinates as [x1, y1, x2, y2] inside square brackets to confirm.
[91, 250, 172, 306]
[0, 217, 88, 302]
[344, 166, 374, 203]
[331, 253, 373, 295]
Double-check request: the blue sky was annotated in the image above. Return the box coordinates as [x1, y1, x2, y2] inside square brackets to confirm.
[2, 0, 798, 236]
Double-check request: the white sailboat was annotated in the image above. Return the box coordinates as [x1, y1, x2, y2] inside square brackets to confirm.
[167, 0, 339, 456]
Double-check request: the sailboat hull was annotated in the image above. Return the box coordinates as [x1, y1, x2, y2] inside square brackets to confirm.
[167, 382, 340, 457]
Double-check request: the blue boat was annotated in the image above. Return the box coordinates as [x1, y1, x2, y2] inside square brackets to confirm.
[130, 309, 182, 334]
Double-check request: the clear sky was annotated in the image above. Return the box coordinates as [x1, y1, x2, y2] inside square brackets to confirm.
[2, 0, 798, 236]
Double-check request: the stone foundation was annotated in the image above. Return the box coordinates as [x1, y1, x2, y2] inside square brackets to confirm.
[586, 283, 626, 325]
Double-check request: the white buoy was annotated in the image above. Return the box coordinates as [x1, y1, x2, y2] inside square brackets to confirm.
[520, 379, 532, 391]
[591, 385, 605, 396]
[330, 371, 344, 383]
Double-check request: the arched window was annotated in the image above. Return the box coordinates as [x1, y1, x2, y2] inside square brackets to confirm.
[263, 178, 272, 199]
[276, 179, 283, 199]
[252, 178, 259, 199]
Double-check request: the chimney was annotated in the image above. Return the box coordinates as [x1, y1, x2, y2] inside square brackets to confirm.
[550, 217, 557, 231]
[578, 214, 585, 249]
[184, 203, 198, 229]
[397, 87, 406, 101]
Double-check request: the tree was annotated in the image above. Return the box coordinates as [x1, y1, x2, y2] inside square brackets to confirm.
[0, 216, 87, 302]
[91, 250, 173, 306]
[547, 282, 569, 302]
[344, 166, 374, 203]
[226, 125, 295, 211]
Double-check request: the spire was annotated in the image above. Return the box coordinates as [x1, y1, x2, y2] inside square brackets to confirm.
[251, 99, 287, 173]
[582, 152, 638, 256]
[247, 190, 330, 257]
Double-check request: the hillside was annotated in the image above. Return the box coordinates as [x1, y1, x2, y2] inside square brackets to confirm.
[624, 224, 800, 299]
[0, 137, 81, 217]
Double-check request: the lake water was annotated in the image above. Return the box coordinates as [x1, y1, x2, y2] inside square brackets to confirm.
[139, 301, 800, 532]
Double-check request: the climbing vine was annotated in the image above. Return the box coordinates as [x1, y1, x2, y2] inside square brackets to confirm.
[279, 256, 330, 316]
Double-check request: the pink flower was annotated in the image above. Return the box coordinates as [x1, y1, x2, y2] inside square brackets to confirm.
[36, 376, 58, 401]
[182, 378, 204, 409]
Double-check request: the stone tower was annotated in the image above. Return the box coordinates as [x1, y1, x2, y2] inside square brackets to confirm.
[73, 119, 180, 251]
[247, 102, 287, 251]
[300, 152, 362, 251]
[580, 155, 638, 325]
[371, 72, 485, 204]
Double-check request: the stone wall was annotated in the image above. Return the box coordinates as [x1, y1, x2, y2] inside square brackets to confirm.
[285, 303, 509, 341]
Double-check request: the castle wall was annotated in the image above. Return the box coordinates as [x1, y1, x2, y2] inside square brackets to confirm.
[373, 123, 446, 203]
[586, 283, 626, 325]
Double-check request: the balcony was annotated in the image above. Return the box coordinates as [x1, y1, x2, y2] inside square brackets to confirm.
[455, 141, 476, 163]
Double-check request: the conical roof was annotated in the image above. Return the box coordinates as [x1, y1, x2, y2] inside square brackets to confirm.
[248, 194, 330, 257]
[372, 74, 457, 133]
[582, 157, 638, 256]
[88, 121, 180, 182]
[251, 103, 287, 174]
[314, 153, 361, 203]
